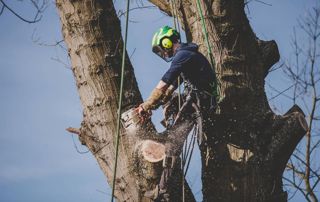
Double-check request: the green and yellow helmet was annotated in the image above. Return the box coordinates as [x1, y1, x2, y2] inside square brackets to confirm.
[152, 26, 180, 62]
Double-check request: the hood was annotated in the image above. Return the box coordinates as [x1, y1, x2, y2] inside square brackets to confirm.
[176, 43, 199, 53]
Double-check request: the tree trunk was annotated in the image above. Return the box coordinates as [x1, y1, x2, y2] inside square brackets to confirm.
[56, 0, 308, 201]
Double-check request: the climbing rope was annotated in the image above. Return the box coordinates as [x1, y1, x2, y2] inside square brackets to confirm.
[111, 0, 130, 201]
[196, 0, 220, 99]
[169, 0, 186, 200]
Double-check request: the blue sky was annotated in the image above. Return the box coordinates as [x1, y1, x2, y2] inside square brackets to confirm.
[0, 0, 318, 201]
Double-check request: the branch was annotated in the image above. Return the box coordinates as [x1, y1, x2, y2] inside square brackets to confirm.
[0, 3, 4, 15]
[0, 0, 46, 23]
[245, 0, 272, 6]
[257, 39, 280, 77]
[283, 176, 312, 202]
[266, 105, 307, 171]
[267, 82, 293, 101]
[286, 163, 306, 179]
[66, 127, 81, 135]
[117, 5, 156, 18]
[292, 154, 320, 182]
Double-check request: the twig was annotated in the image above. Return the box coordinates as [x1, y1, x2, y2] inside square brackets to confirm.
[283, 176, 311, 202]
[268, 83, 296, 101]
[66, 127, 81, 135]
[0, 3, 4, 15]
[96, 189, 111, 196]
[267, 82, 293, 100]
[118, 5, 156, 17]
[292, 154, 320, 179]
[71, 134, 89, 154]
[0, 0, 44, 23]
[129, 48, 136, 59]
[51, 57, 71, 69]
[254, 0, 272, 6]
[268, 62, 284, 73]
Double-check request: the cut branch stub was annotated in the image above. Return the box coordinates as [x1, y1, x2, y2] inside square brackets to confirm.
[257, 39, 280, 77]
[140, 140, 166, 163]
[267, 104, 308, 171]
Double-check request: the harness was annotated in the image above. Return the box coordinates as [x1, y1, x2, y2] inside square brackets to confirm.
[163, 78, 216, 145]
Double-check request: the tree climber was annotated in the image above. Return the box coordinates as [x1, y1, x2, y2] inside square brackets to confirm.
[137, 25, 217, 201]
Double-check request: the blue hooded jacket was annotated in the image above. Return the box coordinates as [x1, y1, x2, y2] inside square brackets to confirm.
[161, 43, 215, 94]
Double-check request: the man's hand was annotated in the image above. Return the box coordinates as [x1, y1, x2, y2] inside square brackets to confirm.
[136, 105, 152, 124]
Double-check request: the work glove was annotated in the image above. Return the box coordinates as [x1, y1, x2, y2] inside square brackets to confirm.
[140, 88, 165, 111]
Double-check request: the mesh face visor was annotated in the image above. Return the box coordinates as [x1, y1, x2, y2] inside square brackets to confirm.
[152, 45, 173, 62]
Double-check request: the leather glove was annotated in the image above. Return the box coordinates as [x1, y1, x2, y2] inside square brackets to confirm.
[140, 88, 164, 111]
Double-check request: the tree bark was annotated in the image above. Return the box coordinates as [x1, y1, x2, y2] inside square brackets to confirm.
[57, 0, 308, 201]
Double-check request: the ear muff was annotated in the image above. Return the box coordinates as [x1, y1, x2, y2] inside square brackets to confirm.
[161, 38, 173, 49]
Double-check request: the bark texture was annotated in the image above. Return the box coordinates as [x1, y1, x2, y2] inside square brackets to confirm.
[57, 0, 307, 201]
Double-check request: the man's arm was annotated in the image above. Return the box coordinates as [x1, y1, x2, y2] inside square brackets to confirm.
[140, 80, 170, 111]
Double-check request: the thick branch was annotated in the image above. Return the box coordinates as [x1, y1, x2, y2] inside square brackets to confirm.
[257, 39, 280, 77]
[266, 105, 308, 171]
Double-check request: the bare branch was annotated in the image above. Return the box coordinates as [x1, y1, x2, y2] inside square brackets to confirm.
[286, 163, 306, 179]
[0, 0, 47, 23]
[71, 134, 89, 154]
[292, 154, 320, 180]
[51, 57, 71, 69]
[268, 83, 295, 101]
[118, 5, 156, 18]
[267, 82, 293, 100]
[0, 3, 4, 15]
[245, 0, 272, 6]
[268, 62, 284, 73]
[283, 176, 311, 202]
[254, 0, 272, 6]
[310, 140, 320, 153]
[66, 127, 80, 135]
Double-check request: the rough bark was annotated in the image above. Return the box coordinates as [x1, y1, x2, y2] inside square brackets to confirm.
[56, 0, 308, 201]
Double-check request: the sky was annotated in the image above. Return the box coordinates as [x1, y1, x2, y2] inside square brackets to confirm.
[0, 0, 318, 202]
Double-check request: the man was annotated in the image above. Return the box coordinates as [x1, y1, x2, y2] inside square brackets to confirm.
[138, 25, 217, 201]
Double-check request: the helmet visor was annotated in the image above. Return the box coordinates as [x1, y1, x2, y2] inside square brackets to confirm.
[152, 45, 173, 62]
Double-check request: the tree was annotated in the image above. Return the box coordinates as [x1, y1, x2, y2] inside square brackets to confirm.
[56, 0, 308, 201]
